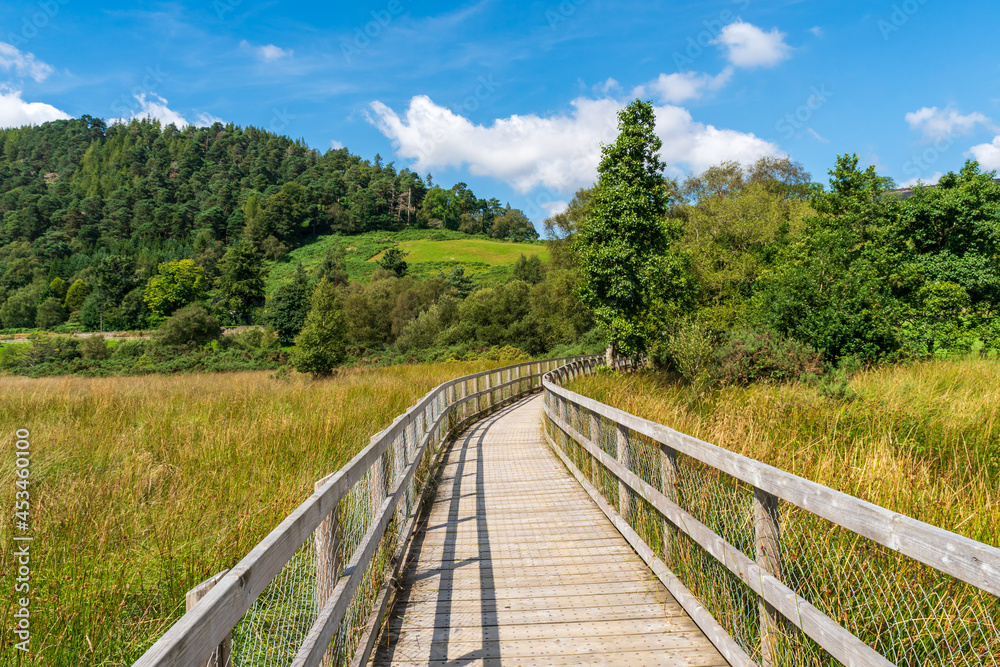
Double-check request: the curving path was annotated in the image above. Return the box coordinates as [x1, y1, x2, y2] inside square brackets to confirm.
[370, 395, 727, 666]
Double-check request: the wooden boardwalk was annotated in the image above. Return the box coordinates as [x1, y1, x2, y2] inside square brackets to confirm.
[371, 395, 727, 666]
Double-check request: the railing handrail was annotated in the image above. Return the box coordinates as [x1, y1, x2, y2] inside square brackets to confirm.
[543, 361, 1000, 596]
[542, 357, 1000, 667]
[134, 355, 597, 667]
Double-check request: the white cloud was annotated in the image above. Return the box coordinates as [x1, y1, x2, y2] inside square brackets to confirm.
[0, 88, 70, 128]
[0, 42, 54, 82]
[633, 67, 733, 104]
[653, 104, 782, 175]
[968, 136, 1000, 170]
[899, 172, 943, 188]
[541, 200, 569, 218]
[809, 26, 824, 38]
[330, 139, 344, 149]
[905, 106, 995, 141]
[240, 40, 293, 62]
[806, 128, 829, 144]
[368, 95, 782, 194]
[110, 93, 221, 129]
[713, 21, 791, 68]
[195, 112, 225, 126]
[594, 78, 620, 95]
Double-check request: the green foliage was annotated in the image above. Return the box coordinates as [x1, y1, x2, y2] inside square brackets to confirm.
[293, 278, 348, 377]
[112, 339, 148, 358]
[224, 327, 281, 352]
[675, 158, 812, 329]
[217, 240, 268, 323]
[443, 266, 475, 298]
[378, 247, 409, 277]
[658, 319, 718, 386]
[0, 116, 515, 340]
[575, 99, 687, 357]
[143, 260, 207, 319]
[35, 297, 66, 328]
[65, 278, 91, 312]
[754, 154, 904, 362]
[80, 334, 111, 360]
[265, 263, 312, 345]
[49, 276, 67, 299]
[153, 304, 221, 348]
[316, 243, 348, 286]
[512, 254, 543, 284]
[713, 328, 823, 385]
[490, 205, 539, 241]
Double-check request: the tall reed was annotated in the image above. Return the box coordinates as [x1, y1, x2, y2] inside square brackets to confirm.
[0, 362, 494, 665]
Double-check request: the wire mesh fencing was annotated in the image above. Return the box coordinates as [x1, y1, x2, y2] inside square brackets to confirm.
[135, 357, 590, 667]
[543, 357, 1000, 667]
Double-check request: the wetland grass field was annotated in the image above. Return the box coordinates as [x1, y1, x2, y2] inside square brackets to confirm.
[0, 362, 496, 664]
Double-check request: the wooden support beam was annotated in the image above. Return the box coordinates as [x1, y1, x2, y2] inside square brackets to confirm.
[185, 571, 231, 667]
[755, 488, 781, 667]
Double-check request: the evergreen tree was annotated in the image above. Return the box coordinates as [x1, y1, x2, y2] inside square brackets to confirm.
[316, 243, 348, 286]
[378, 247, 409, 277]
[575, 99, 681, 360]
[217, 239, 268, 324]
[64, 278, 91, 312]
[265, 263, 313, 344]
[292, 277, 347, 378]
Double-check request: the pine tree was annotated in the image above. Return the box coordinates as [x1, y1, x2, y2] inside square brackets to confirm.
[316, 242, 348, 286]
[575, 99, 679, 360]
[265, 263, 312, 344]
[292, 277, 347, 378]
[217, 239, 268, 324]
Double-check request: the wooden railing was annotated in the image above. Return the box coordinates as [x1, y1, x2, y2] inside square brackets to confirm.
[543, 357, 1000, 667]
[133, 355, 599, 667]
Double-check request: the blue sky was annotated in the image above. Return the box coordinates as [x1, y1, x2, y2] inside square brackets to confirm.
[3, 0, 1000, 222]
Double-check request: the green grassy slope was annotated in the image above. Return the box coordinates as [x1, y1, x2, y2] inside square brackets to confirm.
[265, 230, 548, 294]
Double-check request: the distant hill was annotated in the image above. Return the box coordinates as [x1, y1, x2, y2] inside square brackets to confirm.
[0, 116, 536, 330]
[266, 229, 548, 293]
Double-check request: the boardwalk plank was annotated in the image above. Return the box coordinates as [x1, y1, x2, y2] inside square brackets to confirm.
[371, 395, 727, 667]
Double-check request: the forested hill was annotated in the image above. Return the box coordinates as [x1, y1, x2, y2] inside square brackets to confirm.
[0, 116, 537, 330]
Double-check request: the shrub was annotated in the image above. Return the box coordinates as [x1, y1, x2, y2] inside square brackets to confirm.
[112, 339, 148, 358]
[663, 319, 718, 384]
[35, 297, 66, 329]
[714, 328, 822, 385]
[27, 335, 80, 364]
[225, 326, 280, 351]
[293, 278, 348, 378]
[80, 335, 111, 360]
[153, 304, 221, 348]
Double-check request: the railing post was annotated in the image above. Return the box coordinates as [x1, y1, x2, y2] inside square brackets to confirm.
[484, 372, 492, 411]
[185, 571, 231, 667]
[754, 487, 781, 666]
[616, 423, 631, 519]
[660, 445, 679, 562]
[402, 417, 417, 519]
[314, 481, 340, 667]
[372, 450, 387, 521]
[515, 365, 521, 396]
[589, 410, 601, 482]
[473, 375, 480, 415]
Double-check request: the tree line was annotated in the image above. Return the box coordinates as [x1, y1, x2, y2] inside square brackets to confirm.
[570, 99, 1000, 387]
[0, 116, 538, 333]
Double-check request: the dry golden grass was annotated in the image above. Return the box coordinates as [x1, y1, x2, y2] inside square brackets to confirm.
[569, 356, 1000, 547]
[0, 362, 497, 665]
